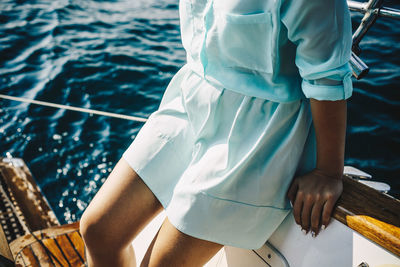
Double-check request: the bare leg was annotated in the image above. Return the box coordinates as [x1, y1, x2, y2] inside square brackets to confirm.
[141, 217, 223, 267]
[80, 158, 163, 267]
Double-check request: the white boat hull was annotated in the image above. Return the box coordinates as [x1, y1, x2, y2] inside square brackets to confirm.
[132, 211, 400, 266]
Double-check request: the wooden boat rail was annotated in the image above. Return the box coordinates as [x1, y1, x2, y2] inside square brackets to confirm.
[335, 174, 400, 256]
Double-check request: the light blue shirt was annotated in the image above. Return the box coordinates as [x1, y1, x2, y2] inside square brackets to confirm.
[179, 0, 353, 102]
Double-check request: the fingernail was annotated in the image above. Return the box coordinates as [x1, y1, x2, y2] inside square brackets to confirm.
[301, 229, 307, 235]
[289, 201, 293, 208]
[321, 225, 326, 230]
[311, 231, 316, 238]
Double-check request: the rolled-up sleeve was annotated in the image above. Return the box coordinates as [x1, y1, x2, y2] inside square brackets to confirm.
[281, 0, 353, 101]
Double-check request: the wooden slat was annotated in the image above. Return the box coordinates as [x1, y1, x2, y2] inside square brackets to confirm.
[30, 240, 55, 266]
[19, 246, 39, 267]
[10, 222, 80, 257]
[41, 238, 70, 266]
[56, 234, 84, 266]
[10, 233, 41, 259]
[67, 231, 85, 263]
[40, 222, 80, 237]
[10, 223, 85, 266]
[333, 175, 400, 256]
[13, 233, 86, 267]
[53, 235, 72, 266]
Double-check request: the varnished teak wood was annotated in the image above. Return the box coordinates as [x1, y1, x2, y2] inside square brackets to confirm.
[333, 175, 400, 256]
[0, 226, 13, 266]
[0, 158, 59, 231]
[10, 222, 85, 267]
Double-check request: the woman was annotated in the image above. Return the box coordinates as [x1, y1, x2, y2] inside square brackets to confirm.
[80, 0, 353, 266]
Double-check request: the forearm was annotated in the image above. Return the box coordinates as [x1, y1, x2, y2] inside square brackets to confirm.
[310, 99, 347, 179]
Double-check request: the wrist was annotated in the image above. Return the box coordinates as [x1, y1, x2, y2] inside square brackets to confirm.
[314, 167, 343, 180]
[316, 154, 344, 180]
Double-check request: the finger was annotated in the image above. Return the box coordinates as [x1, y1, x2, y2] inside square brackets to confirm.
[321, 198, 336, 229]
[310, 199, 324, 236]
[301, 194, 313, 232]
[286, 178, 298, 205]
[292, 190, 303, 226]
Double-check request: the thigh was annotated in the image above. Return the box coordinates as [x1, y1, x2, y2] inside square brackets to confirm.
[141, 217, 223, 267]
[81, 158, 163, 249]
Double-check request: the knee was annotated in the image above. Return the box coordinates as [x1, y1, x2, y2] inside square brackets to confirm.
[80, 206, 133, 252]
[79, 209, 96, 247]
[80, 208, 109, 251]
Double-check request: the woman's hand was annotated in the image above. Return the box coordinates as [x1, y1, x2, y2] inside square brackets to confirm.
[286, 168, 343, 237]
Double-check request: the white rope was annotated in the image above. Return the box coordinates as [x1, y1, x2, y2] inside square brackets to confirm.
[0, 94, 148, 122]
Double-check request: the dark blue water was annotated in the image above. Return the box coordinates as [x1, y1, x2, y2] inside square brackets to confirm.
[0, 0, 399, 224]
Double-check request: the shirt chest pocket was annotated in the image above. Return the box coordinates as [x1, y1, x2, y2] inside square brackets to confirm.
[205, 11, 274, 74]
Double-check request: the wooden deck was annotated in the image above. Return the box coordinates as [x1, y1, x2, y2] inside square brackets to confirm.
[10, 222, 85, 267]
[0, 157, 80, 266]
[0, 156, 59, 243]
